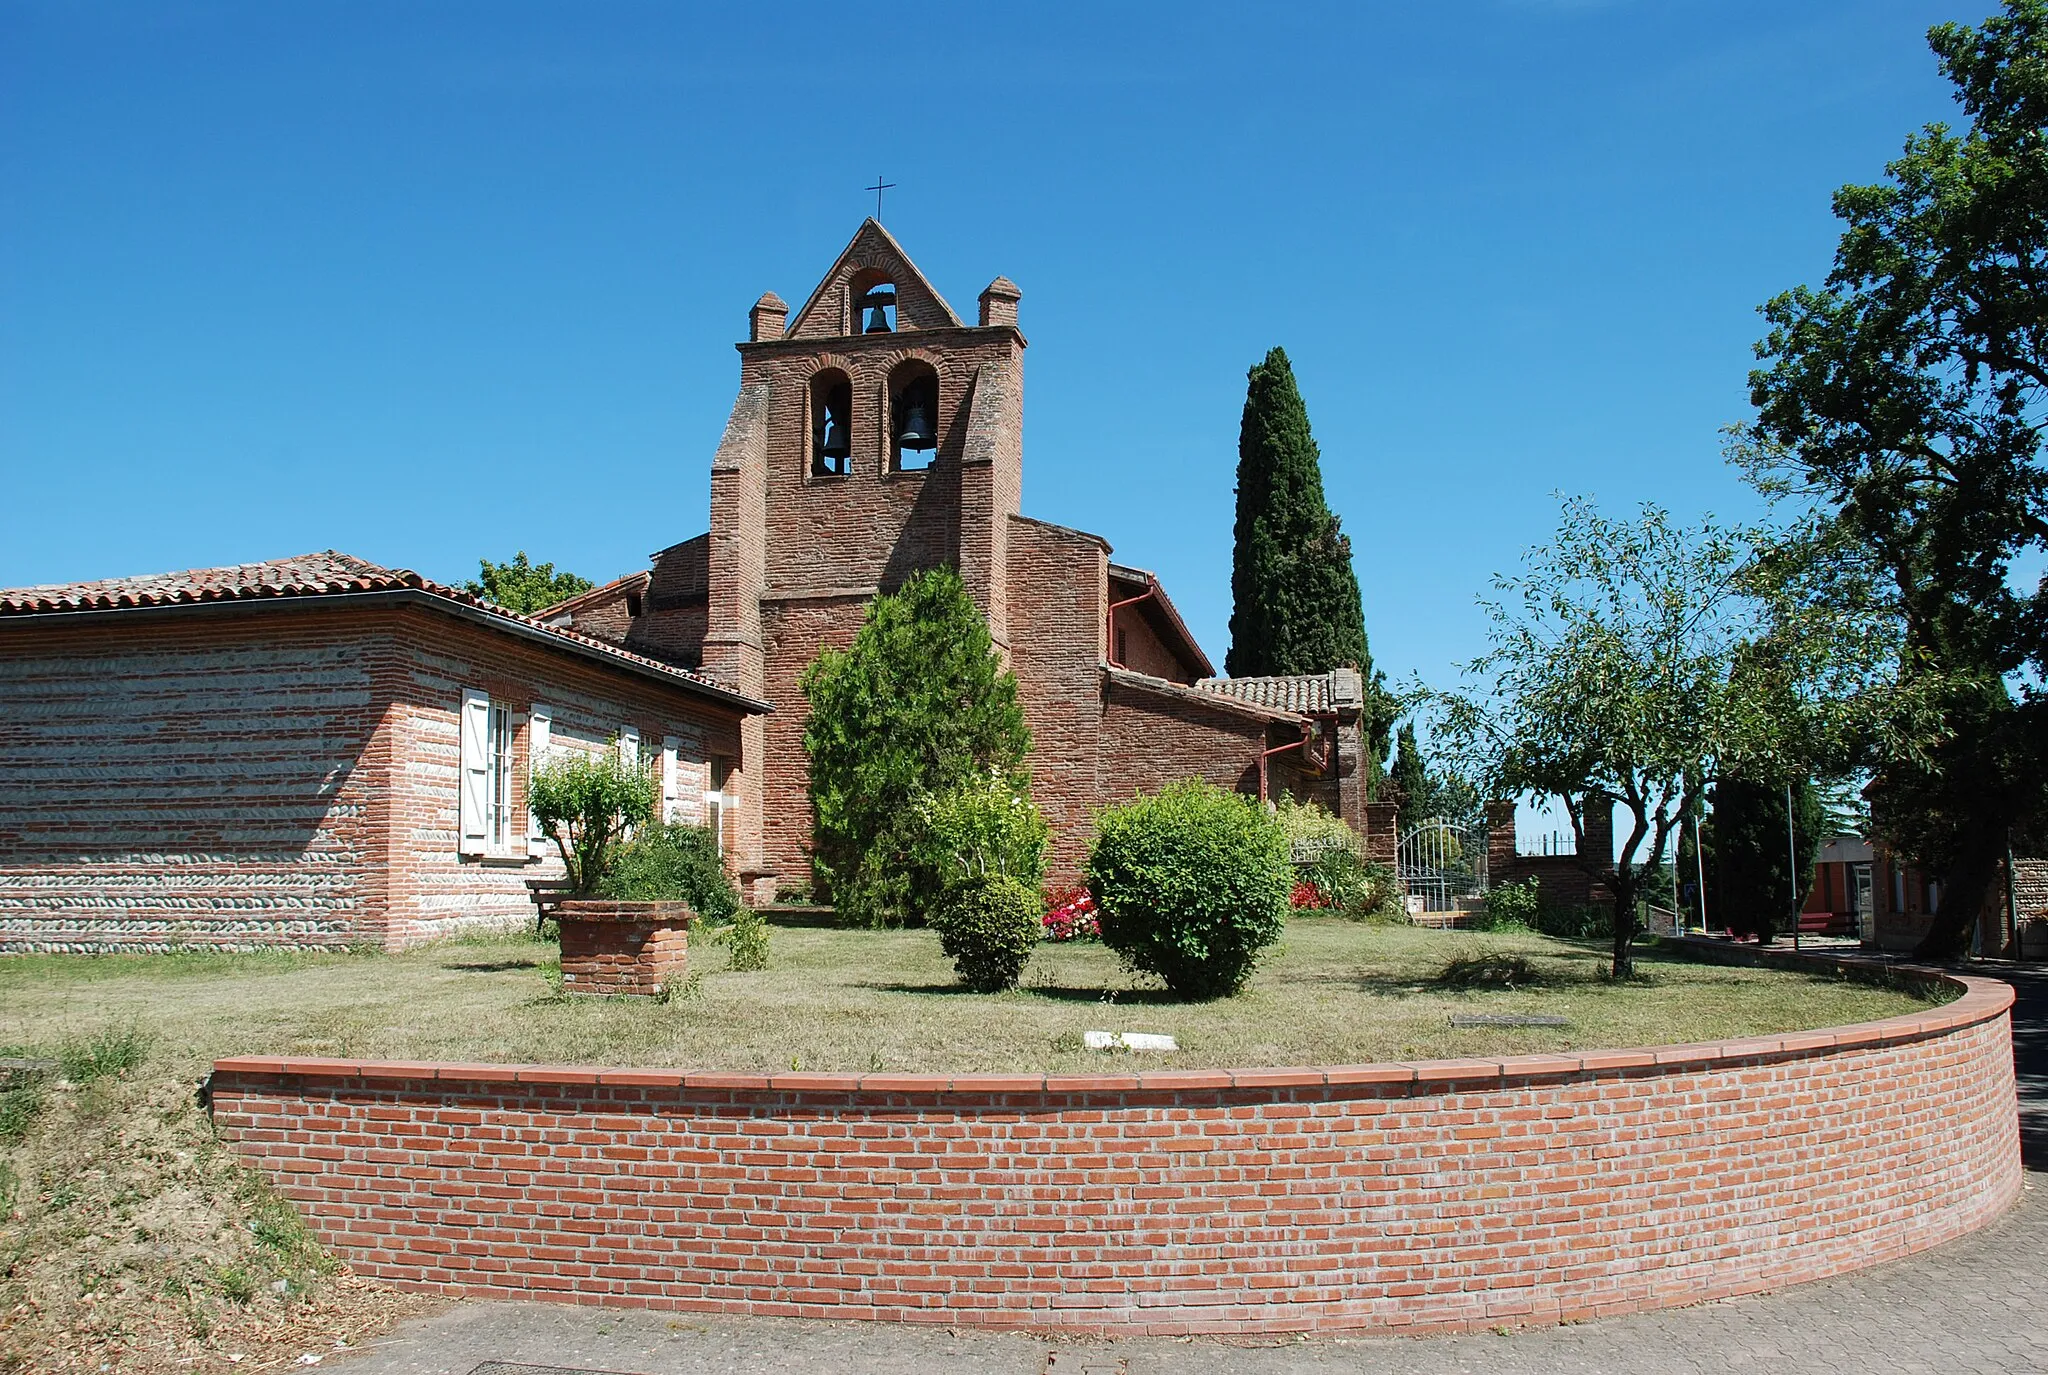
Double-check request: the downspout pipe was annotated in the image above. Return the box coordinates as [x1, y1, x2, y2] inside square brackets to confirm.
[1257, 724, 1313, 803]
[1105, 584, 1157, 665]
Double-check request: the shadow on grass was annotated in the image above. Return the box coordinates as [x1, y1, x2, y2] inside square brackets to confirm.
[441, 959, 543, 973]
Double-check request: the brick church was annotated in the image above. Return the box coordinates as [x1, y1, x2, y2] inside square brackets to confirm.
[544, 221, 1386, 902]
[0, 220, 1384, 951]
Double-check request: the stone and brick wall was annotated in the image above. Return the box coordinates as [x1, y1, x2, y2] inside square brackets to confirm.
[210, 970, 2020, 1336]
[0, 609, 388, 951]
[0, 601, 749, 952]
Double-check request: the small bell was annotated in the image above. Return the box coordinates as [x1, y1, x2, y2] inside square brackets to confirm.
[897, 399, 935, 452]
[862, 288, 896, 333]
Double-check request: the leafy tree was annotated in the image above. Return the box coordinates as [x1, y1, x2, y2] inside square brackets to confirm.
[1742, 1, 2048, 957]
[529, 748, 657, 898]
[465, 552, 595, 615]
[1433, 499, 1896, 977]
[802, 568, 1032, 927]
[1226, 347, 1398, 776]
[1705, 775, 1826, 943]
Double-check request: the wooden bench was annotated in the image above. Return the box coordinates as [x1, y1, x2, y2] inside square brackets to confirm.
[526, 878, 576, 932]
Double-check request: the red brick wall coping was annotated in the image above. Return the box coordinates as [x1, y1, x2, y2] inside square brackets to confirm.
[210, 969, 2007, 1093]
[209, 965, 2021, 1335]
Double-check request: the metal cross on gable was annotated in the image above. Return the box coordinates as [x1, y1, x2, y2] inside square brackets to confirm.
[866, 174, 897, 221]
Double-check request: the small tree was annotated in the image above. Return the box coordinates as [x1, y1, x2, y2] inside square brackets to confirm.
[802, 568, 1032, 927]
[1707, 774, 1826, 943]
[465, 552, 595, 616]
[528, 748, 657, 897]
[1433, 499, 1894, 977]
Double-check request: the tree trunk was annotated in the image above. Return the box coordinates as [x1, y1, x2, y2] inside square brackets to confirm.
[1911, 816, 2003, 961]
[1610, 870, 1639, 979]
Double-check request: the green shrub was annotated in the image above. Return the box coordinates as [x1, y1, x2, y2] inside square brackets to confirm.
[596, 823, 740, 921]
[1273, 795, 1356, 860]
[931, 874, 1041, 992]
[1536, 900, 1613, 940]
[1436, 951, 1540, 989]
[58, 1024, 148, 1084]
[1478, 878, 1541, 932]
[529, 746, 658, 894]
[723, 905, 771, 972]
[1085, 780, 1293, 1000]
[911, 774, 1049, 897]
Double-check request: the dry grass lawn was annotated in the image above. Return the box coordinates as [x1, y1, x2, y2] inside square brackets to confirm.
[0, 918, 1940, 1078]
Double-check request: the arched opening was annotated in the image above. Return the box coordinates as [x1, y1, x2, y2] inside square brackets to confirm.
[890, 362, 939, 472]
[810, 369, 852, 477]
[851, 268, 897, 334]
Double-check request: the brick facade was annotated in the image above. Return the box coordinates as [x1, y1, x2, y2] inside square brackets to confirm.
[554, 221, 1382, 897]
[210, 970, 2019, 1336]
[0, 569, 762, 952]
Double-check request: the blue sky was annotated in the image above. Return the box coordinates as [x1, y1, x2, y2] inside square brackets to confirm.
[0, 0, 1981, 716]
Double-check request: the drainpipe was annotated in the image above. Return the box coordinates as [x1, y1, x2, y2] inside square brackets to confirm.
[1257, 724, 1313, 803]
[1106, 584, 1157, 665]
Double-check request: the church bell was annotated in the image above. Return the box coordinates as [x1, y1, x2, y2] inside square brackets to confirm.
[897, 399, 935, 452]
[862, 288, 896, 333]
[819, 415, 850, 460]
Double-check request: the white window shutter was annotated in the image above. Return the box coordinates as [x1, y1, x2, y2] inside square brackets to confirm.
[528, 705, 553, 855]
[662, 735, 680, 825]
[458, 689, 490, 856]
[619, 725, 640, 767]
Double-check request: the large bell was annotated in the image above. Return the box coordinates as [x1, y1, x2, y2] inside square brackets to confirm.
[819, 415, 849, 460]
[897, 399, 935, 451]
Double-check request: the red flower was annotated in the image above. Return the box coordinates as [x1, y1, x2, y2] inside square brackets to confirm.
[1291, 880, 1330, 910]
[1041, 885, 1100, 941]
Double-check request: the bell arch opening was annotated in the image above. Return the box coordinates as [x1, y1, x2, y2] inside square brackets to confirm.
[889, 362, 940, 473]
[810, 369, 853, 478]
[851, 268, 897, 334]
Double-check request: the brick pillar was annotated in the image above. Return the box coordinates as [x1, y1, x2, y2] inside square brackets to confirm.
[749, 292, 788, 342]
[1486, 799, 1518, 887]
[1364, 799, 1401, 867]
[978, 276, 1021, 328]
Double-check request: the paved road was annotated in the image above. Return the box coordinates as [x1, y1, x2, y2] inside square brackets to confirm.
[332, 967, 2048, 1375]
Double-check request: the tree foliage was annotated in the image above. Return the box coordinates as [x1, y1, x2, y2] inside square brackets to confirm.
[801, 568, 1032, 927]
[1432, 499, 1899, 976]
[1706, 775, 1826, 942]
[528, 748, 657, 898]
[465, 552, 595, 616]
[1226, 347, 1398, 774]
[1389, 721, 1480, 826]
[1742, 1, 2048, 956]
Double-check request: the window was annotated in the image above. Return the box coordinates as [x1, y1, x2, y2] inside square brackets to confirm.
[811, 370, 853, 477]
[1115, 628, 1129, 665]
[625, 591, 643, 618]
[705, 755, 735, 854]
[487, 703, 515, 848]
[890, 364, 939, 472]
[458, 688, 520, 858]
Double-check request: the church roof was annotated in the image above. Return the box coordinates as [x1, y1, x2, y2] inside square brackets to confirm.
[784, 219, 965, 339]
[0, 551, 770, 713]
[1195, 669, 1364, 717]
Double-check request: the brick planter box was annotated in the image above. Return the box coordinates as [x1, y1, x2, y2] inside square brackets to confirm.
[554, 900, 693, 997]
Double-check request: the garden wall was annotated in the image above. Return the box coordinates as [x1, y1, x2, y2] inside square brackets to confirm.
[210, 973, 2020, 1336]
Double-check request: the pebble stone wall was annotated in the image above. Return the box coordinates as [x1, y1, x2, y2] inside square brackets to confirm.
[209, 972, 2020, 1336]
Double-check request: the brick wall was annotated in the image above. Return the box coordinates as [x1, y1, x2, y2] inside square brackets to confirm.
[210, 971, 2020, 1336]
[1008, 517, 1109, 880]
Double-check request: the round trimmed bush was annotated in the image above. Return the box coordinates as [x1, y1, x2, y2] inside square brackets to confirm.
[1085, 780, 1293, 999]
[932, 874, 1041, 992]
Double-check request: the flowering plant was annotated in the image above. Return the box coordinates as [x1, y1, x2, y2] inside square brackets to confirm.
[1290, 879, 1331, 910]
[1041, 885, 1100, 941]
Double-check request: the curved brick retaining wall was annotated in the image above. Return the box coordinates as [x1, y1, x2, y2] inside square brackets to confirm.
[209, 970, 2021, 1335]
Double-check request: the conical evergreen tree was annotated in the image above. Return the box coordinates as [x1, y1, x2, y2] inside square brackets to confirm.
[1389, 723, 1428, 818]
[1227, 347, 1396, 773]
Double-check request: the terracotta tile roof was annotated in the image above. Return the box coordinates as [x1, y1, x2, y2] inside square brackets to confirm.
[1195, 669, 1363, 717]
[0, 550, 769, 711]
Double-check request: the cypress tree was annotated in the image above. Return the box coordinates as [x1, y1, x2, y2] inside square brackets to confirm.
[1706, 775, 1825, 943]
[1390, 723, 1428, 819]
[1227, 347, 1396, 776]
[1227, 347, 1372, 680]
